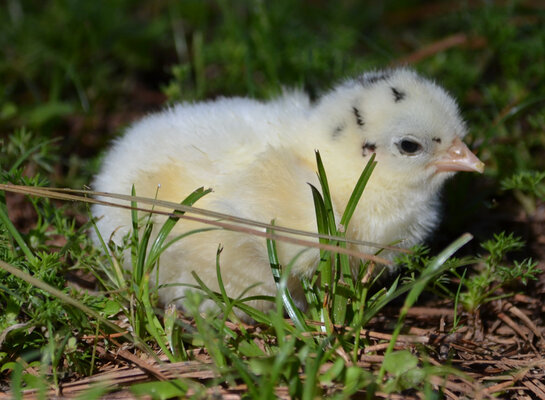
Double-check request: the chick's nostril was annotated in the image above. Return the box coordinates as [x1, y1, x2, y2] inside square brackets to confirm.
[449, 143, 465, 158]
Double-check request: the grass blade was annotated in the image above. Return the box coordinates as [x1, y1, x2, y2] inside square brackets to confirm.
[0, 200, 36, 263]
[378, 233, 473, 380]
[314, 151, 337, 237]
[146, 187, 212, 272]
[0, 260, 127, 337]
[339, 153, 376, 227]
[267, 224, 309, 331]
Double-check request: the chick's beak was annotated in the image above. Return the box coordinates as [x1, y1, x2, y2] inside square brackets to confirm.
[433, 137, 484, 173]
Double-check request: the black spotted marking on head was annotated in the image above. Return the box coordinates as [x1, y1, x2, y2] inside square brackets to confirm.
[391, 87, 406, 103]
[352, 106, 364, 127]
[362, 141, 376, 157]
[432, 137, 442, 144]
[358, 71, 392, 87]
[332, 123, 346, 139]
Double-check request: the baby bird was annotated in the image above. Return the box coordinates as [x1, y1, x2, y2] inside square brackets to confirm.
[92, 68, 484, 314]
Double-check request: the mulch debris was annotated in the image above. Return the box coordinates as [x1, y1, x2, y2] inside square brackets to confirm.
[2, 288, 543, 399]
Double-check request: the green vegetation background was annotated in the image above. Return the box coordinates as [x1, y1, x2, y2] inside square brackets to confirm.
[2, 1, 543, 173]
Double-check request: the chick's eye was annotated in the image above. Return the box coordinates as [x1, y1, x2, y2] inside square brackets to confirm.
[397, 139, 423, 155]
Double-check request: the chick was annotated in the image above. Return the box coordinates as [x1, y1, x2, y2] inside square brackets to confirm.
[92, 68, 484, 314]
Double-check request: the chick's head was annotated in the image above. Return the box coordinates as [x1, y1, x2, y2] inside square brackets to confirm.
[314, 68, 484, 194]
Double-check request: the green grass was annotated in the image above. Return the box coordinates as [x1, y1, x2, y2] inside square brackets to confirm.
[1, 0, 544, 398]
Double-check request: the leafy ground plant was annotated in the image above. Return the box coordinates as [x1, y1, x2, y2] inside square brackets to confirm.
[0, 132, 113, 389]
